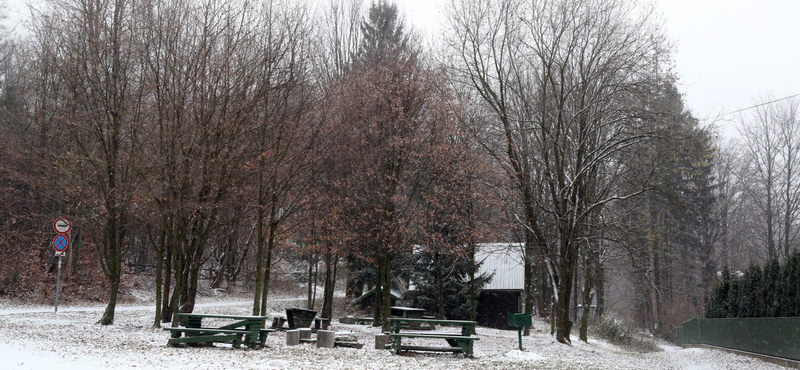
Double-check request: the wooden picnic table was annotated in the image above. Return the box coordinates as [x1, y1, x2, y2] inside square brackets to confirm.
[386, 318, 479, 357]
[390, 306, 426, 318]
[165, 313, 273, 349]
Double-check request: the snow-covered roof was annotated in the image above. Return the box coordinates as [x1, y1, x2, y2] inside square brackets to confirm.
[476, 243, 525, 291]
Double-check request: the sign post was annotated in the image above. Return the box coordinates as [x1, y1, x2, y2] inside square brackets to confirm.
[53, 230, 69, 313]
[55, 256, 62, 313]
[507, 313, 533, 351]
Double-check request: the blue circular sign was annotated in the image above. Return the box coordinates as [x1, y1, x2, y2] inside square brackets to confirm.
[53, 234, 68, 252]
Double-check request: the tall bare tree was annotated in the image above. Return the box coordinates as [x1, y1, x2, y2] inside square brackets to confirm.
[32, 0, 147, 325]
[448, 0, 668, 343]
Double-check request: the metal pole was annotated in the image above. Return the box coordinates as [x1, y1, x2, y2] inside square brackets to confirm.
[55, 255, 62, 313]
[518, 327, 523, 351]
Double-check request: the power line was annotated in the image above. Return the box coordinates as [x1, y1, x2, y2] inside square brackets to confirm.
[719, 93, 800, 117]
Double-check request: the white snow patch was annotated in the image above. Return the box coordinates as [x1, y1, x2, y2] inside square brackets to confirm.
[0, 299, 790, 370]
[0, 342, 109, 370]
[504, 349, 546, 361]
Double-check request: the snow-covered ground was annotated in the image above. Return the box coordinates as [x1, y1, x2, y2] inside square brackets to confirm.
[0, 298, 782, 370]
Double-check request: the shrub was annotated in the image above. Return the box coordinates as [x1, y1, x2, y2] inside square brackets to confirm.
[591, 316, 661, 353]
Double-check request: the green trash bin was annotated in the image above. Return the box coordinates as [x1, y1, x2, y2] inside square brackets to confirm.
[507, 313, 532, 351]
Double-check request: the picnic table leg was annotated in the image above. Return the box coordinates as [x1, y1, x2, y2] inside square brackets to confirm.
[392, 335, 401, 354]
[458, 339, 473, 358]
[232, 334, 242, 349]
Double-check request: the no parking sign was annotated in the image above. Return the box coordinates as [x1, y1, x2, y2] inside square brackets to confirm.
[53, 234, 68, 252]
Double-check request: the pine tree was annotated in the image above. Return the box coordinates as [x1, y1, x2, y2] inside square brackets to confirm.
[742, 264, 763, 317]
[409, 250, 492, 320]
[726, 278, 741, 318]
[707, 266, 731, 318]
[762, 259, 782, 317]
[782, 252, 800, 317]
[353, 1, 411, 66]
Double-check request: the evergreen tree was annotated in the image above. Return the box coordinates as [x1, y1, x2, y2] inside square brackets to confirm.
[782, 252, 800, 317]
[409, 250, 492, 320]
[741, 264, 763, 317]
[763, 259, 782, 317]
[353, 0, 411, 66]
[706, 266, 730, 318]
[726, 278, 741, 318]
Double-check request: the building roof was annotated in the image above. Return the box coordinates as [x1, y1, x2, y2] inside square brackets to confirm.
[476, 243, 525, 291]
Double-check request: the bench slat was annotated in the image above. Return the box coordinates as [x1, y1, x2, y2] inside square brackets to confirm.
[174, 313, 267, 320]
[398, 345, 464, 353]
[168, 334, 242, 345]
[164, 327, 247, 334]
[387, 318, 476, 325]
[389, 333, 479, 340]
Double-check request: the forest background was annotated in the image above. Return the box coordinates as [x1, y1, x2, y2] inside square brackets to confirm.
[0, 0, 797, 345]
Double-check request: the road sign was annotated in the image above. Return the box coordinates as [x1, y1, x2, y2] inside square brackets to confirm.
[55, 250, 66, 257]
[53, 234, 68, 252]
[54, 218, 72, 234]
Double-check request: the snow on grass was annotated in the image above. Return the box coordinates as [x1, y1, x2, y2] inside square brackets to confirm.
[0, 299, 788, 370]
[504, 349, 547, 361]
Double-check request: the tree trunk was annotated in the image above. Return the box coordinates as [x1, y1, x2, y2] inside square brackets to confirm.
[537, 266, 549, 317]
[579, 253, 592, 342]
[211, 225, 235, 289]
[153, 229, 165, 328]
[312, 254, 319, 310]
[523, 245, 533, 336]
[99, 272, 120, 325]
[572, 268, 579, 323]
[555, 239, 576, 343]
[184, 258, 201, 313]
[98, 210, 123, 326]
[161, 226, 173, 323]
[70, 229, 82, 276]
[593, 250, 604, 318]
[259, 220, 278, 317]
[169, 249, 183, 326]
[321, 250, 338, 319]
[252, 176, 266, 315]
[372, 260, 383, 326]
[467, 241, 478, 328]
[381, 254, 393, 333]
[435, 252, 445, 319]
[65, 229, 74, 277]
[307, 254, 314, 310]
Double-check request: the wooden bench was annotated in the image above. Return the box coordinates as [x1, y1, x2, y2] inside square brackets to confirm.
[166, 313, 269, 349]
[386, 318, 479, 357]
[388, 333, 479, 355]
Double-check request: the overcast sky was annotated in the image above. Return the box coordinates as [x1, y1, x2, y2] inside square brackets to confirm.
[398, 0, 800, 139]
[5, 0, 799, 139]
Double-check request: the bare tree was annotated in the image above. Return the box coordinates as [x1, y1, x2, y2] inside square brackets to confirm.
[31, 0, 147, 325]
[739, 100, 782, 261]
[776, 99, 800, 260]
[448, 0, 668, 343]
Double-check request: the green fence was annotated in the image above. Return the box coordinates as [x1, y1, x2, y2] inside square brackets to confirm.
[677, 317, 800, 361]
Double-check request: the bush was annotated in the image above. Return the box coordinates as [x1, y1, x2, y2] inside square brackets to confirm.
[592, 316, 632, 345]
[591, 316, 661, 353]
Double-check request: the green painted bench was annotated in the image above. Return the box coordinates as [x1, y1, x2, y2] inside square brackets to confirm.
[386, 318, 479, 357]
[166, 313, 271, 349]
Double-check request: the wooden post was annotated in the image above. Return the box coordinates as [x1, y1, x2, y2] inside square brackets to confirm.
[374, 334, 389, 350]
[286, 330, 300, 346]
[316, 330, 335, 348]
